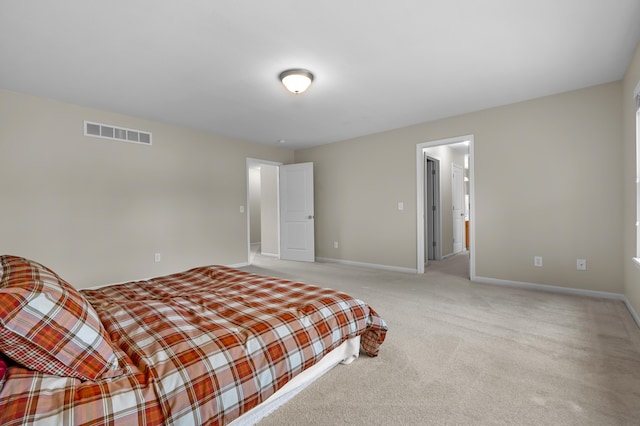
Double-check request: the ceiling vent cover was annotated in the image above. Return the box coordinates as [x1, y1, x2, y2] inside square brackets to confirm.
[84, 121, 152, 146]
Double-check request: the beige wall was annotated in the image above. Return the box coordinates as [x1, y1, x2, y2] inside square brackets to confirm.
[295, 132, 417, 269]
[260, 165, 279, 256]
[623, 43, 640, 316]
[296, 81, 623, 293]
[0, 89, 294, 288]
[248, 168, 261, 244]
[1, 62, 633, 300]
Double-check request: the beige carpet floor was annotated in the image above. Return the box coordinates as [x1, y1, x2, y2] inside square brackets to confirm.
[240, 253, 640, 425]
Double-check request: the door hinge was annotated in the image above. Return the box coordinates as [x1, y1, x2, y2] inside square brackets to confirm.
[432, 241, 436, 247]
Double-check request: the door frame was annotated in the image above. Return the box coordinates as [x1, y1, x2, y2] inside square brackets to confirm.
[416, 135, 475, 278]
[246, 158, 283, 263]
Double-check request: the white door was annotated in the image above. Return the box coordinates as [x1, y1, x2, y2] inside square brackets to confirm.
[452, 164, 464, 254]
[279, 162, 315, 262]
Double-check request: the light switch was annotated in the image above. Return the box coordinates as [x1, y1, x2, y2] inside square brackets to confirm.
[398, 202, 404, 211]
[240, 206, 245, 213]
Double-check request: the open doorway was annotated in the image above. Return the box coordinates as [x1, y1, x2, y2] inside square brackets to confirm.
[246, 159, 282, 262]
[416, 136, 475, 279]
[246, 159, 316, 265]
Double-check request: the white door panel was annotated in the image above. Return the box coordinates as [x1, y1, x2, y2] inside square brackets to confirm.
[280, 162, 315, 262]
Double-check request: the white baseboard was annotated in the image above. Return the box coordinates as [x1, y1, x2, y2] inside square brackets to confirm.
[316, 257, 418, 274]
[260, 252, 279, 258]
[474, 276, 625, 300]
[474, 275, 640, 329]
[228, 262, 250, 268]
[623, 297, 640, 329]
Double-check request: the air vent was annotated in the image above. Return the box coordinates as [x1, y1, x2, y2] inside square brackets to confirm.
[84, 121, 152, 146]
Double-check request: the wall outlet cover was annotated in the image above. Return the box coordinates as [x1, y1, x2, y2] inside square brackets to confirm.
[577, 259, 587, 270]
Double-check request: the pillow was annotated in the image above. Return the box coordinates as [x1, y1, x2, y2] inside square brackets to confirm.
[0, 255, 123, 381]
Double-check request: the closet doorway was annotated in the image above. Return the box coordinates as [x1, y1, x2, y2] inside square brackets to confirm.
[246, 158, 282, 261]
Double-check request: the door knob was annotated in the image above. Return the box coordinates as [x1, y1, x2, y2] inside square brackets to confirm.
[308, 215, 314, 219]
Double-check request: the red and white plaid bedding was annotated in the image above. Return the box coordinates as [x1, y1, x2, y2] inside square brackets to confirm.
[0, 265, 387, 425]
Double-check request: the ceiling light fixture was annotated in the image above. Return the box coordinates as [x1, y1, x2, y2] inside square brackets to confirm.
[279, 69, 314, 94]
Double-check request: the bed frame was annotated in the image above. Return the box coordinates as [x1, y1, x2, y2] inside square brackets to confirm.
[231, 336, 360, 424]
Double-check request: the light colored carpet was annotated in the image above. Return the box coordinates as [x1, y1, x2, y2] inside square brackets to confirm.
[240, 252, 640, 425]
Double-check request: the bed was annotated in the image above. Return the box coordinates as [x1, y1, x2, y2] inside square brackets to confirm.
[0, 255, 387, 425]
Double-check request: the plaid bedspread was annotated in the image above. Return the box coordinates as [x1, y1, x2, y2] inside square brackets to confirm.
[0, 265, 387, 425]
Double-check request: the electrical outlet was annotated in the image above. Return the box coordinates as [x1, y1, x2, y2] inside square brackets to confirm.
[154, 253, 161, 263]
[333, 241, 339, 249]
[534, 256, 543, 267]
[577, 259, 586, 271]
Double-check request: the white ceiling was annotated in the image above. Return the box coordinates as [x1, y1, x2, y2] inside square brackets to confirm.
[1, 1, 639, 150]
